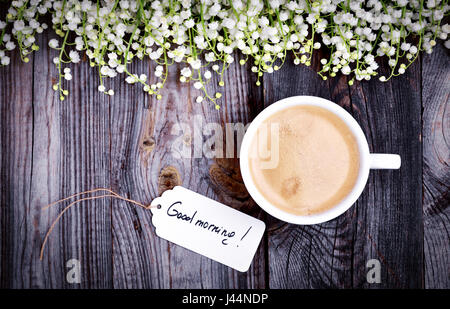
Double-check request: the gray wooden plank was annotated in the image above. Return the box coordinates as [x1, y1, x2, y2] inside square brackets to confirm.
[348, 57, 423, 288]
[422, 43, 450, 289]
[33, 30, 114, 288]
[205, 53, 266, 288]
[263, 55, 360, 288]
[108, 57, 166, 289]
[110, 53, 266, 288]
[0, 47, 34, 288]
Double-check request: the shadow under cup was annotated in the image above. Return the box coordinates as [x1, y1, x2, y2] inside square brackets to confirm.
[240, 96, 376, 225]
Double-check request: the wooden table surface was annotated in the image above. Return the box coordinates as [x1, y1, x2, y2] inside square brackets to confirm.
[0, 29, 448, 289]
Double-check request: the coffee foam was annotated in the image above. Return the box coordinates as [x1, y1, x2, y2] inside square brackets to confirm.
[248, 105, 360, 216]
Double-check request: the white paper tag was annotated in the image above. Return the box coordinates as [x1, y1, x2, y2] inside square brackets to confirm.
[150, 186, 265, 272]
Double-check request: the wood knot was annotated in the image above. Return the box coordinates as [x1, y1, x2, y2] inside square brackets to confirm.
[209, 159, 248, 200]
[158, 166, 182, 195]
[141, 137, 155, 152]
[133, 219, 142, 234]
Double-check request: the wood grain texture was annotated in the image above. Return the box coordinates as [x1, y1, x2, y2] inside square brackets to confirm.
[0, 48, 34, 288]
[33, 30, 114, 288]
[0, 31, 448, 288]
[422, 44, 450, 289]
[349, 58, 423, 288]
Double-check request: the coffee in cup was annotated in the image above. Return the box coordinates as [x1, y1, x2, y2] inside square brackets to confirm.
[240, 96, 401, 225]
[248, 105, 360, 216]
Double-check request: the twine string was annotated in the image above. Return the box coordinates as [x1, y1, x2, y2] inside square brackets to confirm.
[40, 188, 156, 260]
[42, 188, 120, 211]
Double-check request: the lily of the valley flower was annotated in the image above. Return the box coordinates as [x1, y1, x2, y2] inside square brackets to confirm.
[0, 0, 448, 106]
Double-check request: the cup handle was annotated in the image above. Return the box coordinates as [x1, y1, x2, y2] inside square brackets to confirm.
[369, 154, 401, 169]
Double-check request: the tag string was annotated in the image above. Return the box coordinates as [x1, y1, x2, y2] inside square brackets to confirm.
[40, 188, 158, 261]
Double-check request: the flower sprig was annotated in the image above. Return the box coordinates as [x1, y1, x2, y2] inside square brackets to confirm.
[0, 0, 449, 108]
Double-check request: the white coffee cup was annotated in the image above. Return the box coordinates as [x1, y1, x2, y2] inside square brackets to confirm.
[239, 96, 401, 225]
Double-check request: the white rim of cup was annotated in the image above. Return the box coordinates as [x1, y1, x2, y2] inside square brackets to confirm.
[239, 96, 371, 225]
